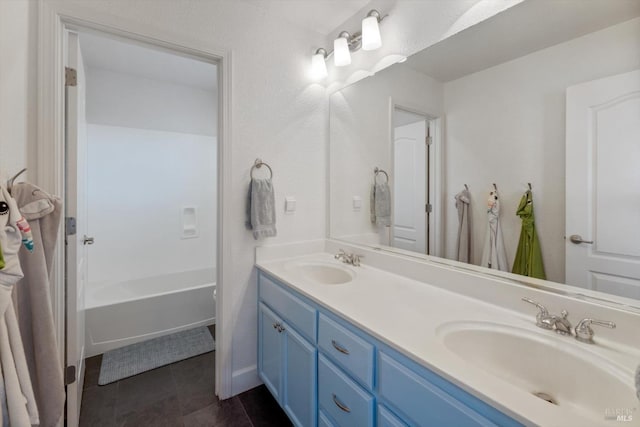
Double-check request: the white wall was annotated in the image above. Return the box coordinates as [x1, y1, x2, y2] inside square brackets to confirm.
[0, 0, 38, 181]
[86, 67, 217, 136]
[443, 17, 640, 282]
[330, 64, 443, 243]
[86, 124, 217, 284]
[0, 0, 524, 397]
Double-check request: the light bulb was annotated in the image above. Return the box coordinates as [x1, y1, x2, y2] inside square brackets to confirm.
[334, 36, 351, 67]
[310, 52, 327, 79]
[362, 15, 381, 51]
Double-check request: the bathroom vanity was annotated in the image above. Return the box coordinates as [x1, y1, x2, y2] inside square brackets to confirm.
[256, 240, 640, 427]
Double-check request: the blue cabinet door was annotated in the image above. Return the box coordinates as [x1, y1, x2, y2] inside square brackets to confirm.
[283, 324, 317, 427]
[258, 303, 283, 402]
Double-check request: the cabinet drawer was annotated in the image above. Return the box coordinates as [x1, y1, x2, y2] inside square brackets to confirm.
[319, 411, 335, 427]
[378, 352, 496, 427]
[378, 405, 407, 427]
[318, 313, 374, 389]
[259, 273, 316, 343]
[319, 355, 374, 427]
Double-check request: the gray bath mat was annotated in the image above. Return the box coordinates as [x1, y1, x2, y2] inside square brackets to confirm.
[98, 326, 215, 385]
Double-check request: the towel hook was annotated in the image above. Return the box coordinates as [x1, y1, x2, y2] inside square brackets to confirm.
[374, 167, 389, 183]
[7, 168, 27, 194]
[464, 184, 469, 190]
[528, 182, 532, 190]
[250, 158, 273, 180]
[493, 183, 497, 191]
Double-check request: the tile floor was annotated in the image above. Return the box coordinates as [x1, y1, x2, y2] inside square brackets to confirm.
[80, 326, 292, 427]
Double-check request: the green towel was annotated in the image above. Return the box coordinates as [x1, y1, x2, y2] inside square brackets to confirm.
[0, 239, 4, 269]
[512, 190, 546, 280]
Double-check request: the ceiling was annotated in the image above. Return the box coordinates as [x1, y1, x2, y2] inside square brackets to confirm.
[238, 0, 371, 35]
[405, 0, 640, 82]
[79, 31, 217, 90]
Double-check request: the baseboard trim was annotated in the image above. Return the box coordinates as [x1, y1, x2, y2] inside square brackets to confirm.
[231, 365, 261, 396]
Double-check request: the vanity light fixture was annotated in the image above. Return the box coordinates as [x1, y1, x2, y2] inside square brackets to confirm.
[311, 48, 328, 79]
[310, 9, 388, 78]
[334, 31, 352, 66]
[362, 10, 382, 51]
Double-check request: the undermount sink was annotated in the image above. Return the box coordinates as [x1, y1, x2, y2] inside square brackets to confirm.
[285, 261, 355, 285]
[437, 321, 638, 424]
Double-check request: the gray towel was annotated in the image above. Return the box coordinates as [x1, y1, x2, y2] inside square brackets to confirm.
[370, 182, 391, 226]
[636, 365, 640, 400]
[455, 189, 472, 263]
[246, 178, 277, 240]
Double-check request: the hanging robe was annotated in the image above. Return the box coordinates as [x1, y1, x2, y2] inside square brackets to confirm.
[0, 186, 39, 427]
[11, 183, 64, 427]
[480, 189, 509, 271]
[512, 190, 546, 280]
[454, 188, 471, 263]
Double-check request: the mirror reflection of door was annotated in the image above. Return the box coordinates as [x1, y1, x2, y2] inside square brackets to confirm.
[392, 107, 434, 254]
[566, 69, 640, 300]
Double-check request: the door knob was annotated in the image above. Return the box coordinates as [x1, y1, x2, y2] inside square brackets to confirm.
[83, 235, 95, 245]
[569, 234, 593, 245]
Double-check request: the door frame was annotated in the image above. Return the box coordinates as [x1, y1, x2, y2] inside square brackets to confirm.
[37, 1, 234, 412]
[388, 99, 444, 257]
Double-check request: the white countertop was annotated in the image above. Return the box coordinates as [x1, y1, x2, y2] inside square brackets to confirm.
[256, 246, 640, 427]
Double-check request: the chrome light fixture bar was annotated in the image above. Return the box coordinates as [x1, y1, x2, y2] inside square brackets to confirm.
[310, 9, 388, 79]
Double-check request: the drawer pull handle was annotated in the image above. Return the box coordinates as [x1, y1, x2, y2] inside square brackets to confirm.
[332, 393, 351, 413]
[331, 340, 350, 355]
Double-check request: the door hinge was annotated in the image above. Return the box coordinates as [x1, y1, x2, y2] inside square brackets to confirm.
[65, 365, 77, 385]
[425, 136, 432, 146]
[65, 67, 77, 87]
[65, 217, 77, 236]
[426, 204, 433, 213]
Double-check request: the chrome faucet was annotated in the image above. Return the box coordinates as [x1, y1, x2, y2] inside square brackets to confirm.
[335, 249, 363, 267]
[522, 297, 572, 335]
[574, 318, 616, 344]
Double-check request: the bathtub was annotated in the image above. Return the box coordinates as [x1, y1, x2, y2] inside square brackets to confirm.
[85, 268, 216, 357]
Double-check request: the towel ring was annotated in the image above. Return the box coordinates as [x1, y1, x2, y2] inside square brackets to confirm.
[251, 158, 273, 179]
[374, 167, 389, 183]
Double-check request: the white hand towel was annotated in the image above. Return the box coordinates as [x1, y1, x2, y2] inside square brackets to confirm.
[246, 178, 277, 240]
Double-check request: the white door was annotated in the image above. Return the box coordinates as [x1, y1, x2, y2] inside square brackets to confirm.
[393, 120, 427, 253]
[65, 30, 88, 427]
[566, 69, 640, 299]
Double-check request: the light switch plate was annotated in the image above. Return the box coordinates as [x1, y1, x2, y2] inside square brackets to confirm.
[285, 197, 296, 213]
[353, 196, 362, 211]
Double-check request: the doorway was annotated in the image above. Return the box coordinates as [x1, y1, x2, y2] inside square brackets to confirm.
[391, 106, 440, 255]
[63, 27, 220, 426]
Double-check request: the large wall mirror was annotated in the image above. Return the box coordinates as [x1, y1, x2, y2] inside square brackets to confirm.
[329, 0, 640, 306]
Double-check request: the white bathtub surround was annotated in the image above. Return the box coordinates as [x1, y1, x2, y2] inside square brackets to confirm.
[256, 239, 640, 427]
[85, 269, 215, 357]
